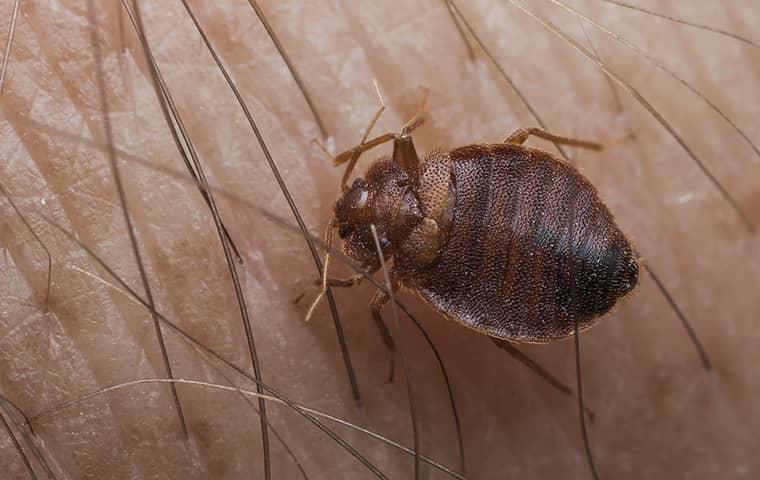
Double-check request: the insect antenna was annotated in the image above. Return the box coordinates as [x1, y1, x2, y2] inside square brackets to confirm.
[244, 0, 328, 138]
[369, 224, 422, 480]
[573, 319, 599, 480]
[177, 0, 363, 408]
[39, 215, 391, 480]
[507, 0, 755, 233]
[85, 0, 189, 438]
[642, 264, 712, 371]
[599, 0, 760, 49]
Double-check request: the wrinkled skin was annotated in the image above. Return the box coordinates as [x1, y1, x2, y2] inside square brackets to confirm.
[0, 1, 759, 479]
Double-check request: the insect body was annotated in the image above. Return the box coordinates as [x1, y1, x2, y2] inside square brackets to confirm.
[313, 116, 639, 346]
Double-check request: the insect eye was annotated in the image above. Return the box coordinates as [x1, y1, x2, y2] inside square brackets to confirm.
[354, 189, 369, 210]
[338, 224, 350, 239]
[351, 178, 366, 189]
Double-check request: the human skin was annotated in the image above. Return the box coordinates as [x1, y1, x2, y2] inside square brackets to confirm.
[0, 1, 759, 479]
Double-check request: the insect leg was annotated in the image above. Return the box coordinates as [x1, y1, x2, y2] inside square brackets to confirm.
[504, 127, 602, 151]
[324, 275, 365, 288]
[304, 220, 336, 322]
[490, 337, 595, 420]
[294, 273, 366, 305]
[370, 288, 398, 383]
[330, 87, 427, 189]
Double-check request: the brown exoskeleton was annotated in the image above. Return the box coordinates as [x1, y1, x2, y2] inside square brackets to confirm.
[305, 92, 639, 375]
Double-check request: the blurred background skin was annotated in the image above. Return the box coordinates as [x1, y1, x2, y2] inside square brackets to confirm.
[0, 0, 759, 478]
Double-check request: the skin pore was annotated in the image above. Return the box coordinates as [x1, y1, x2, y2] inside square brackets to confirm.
[0, 1, 759, 478]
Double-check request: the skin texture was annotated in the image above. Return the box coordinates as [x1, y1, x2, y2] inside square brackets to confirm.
[0, 1, 759, 479]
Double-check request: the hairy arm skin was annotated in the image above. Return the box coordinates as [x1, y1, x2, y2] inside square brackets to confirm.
[0, 1, 758, 478]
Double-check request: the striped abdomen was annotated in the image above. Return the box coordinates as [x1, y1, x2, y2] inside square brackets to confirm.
[401, 143, 638, 343]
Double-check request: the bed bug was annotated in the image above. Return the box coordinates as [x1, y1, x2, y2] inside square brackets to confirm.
[304, 94, 639, 364]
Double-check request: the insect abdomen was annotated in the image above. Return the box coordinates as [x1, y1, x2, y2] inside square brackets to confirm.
[407, 143, 638, 343]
